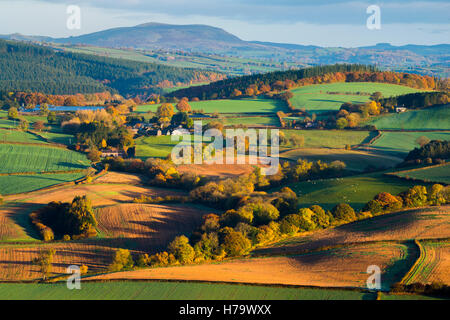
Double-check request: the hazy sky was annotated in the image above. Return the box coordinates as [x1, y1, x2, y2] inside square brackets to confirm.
[0, 0, 448, 47]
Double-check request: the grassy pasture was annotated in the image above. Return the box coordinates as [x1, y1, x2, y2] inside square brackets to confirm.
[208, 116, 279, 127]
[0, 144, 90, 174]
[0, 172, 87, 195]
[0, 282, 375, 300]
[0, 129, 47, 144]
[136, 98, 286, 114]
[368, 105, 450, 130]
[367, 131, 450, 158]
[135, 135, 182, 158]
[280, 148, 402, 171]
[392, 164, 450, 184]
[282, 130, 374, 149]
[288, 171, 430, 210]
[290, 82, 424, 113]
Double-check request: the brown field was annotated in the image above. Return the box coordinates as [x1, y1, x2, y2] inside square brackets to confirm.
[87, 242, 409, 289]
[93, 172, 144, 185]
[0, 202, 214, 281]
[404, 240, 450, 286]
[255, 206, 450, 256]
[96, 203, 215, 251]
[0, 242, 116, 281]
[0, 182, 187, 241]
[177, 163, 258, 179]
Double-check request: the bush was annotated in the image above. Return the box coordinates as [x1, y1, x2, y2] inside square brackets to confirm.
[247, 201, 279, 226]
[309, 205, 331, 228]
[194, 232, 220, 260]
[332, 203, 356, 222]
[219, 228, 251, 257]
[109, 249, 134, 272]
[297, 208, 317, 231]
[363, 199, 383, 214]
[168, 235, 195, 264]
[399, 185, 428, 207]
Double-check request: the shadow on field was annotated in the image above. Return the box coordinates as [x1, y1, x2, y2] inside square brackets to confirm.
[56, 161, 87, 169]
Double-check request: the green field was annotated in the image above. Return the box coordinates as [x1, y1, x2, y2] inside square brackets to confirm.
[137, 98, 286, 114]
[369, 105, 450, 130]
[0, 129, 47, 144]
[282, 130, 374, 149]
[290, 82, 424, 113]
[211, 116, 279, 126]
[135, 135, 190, 159]
[368, 131, 450, 157]
[280, 148, 402, 172]
[0, 171, 87, 195]
[393, 164, 450, 184]
[0, 144, 90, 174]
[0, 282, 375, 300]
[288, 171, 429, 210]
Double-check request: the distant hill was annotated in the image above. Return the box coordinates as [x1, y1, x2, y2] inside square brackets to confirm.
[54, 23, 253, 52]
[0, 39, 223, 96]
[1, 22, 449, 77]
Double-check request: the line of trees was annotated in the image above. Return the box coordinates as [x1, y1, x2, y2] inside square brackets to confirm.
[166, 64, 438, 101]
[29, 195, 97, 241]
[134, 182, 448, 269]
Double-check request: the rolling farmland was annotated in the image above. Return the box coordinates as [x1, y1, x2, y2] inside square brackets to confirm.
[280, 148, 402, 171]
[402, 240, 450, 286]
[290, 82, 424, 113]
[367, 131, 450, 157]
[287, 171, 427, 210]
[0, 282, 376, 300]
[88, 242, 411, 290]
[392, 163, 450, 184]
[0, 144, 89, 174]
[137, 98, 286, 114]
[368, 105, 450, 130]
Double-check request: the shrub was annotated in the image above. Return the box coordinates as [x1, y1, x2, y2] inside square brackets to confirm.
[332, 203, 356, 222]
[271, 187, 298, 217]
[297, 208, 317, 231]
[248, 201, 279, 226]
[363, 199, 383, 214]
[194, 232, 220, 260]
[309, 205, 331, 228]
[109, 249, 134, 272]
[219, 228, 252, 257]
[80, 265, 88, 274]
[168, 235, 195, 264]
[220, 209, 252, 228]
[149, 251, 176, 267]
[427, 184, 448, 205]
[399, 185, 428, 207]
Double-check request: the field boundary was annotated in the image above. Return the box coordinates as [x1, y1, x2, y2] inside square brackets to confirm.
[385, 162, 449, 185]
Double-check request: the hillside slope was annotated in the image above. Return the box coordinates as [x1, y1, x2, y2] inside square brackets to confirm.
[0, 39, 223, 95]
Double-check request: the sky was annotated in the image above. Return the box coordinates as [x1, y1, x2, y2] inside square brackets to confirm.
[0, 0, 448, 47]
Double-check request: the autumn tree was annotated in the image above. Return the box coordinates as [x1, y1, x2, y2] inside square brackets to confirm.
[33, 249, 56, 281]
[33, 120, 45, 132]
[109, 249, 134, 272]
[8, 107, 18, 119]
[168, 235, 195, 264]
[87, 148, 102, 163]
[176, 98, 192, 113]
[47, 111, 57, 124]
